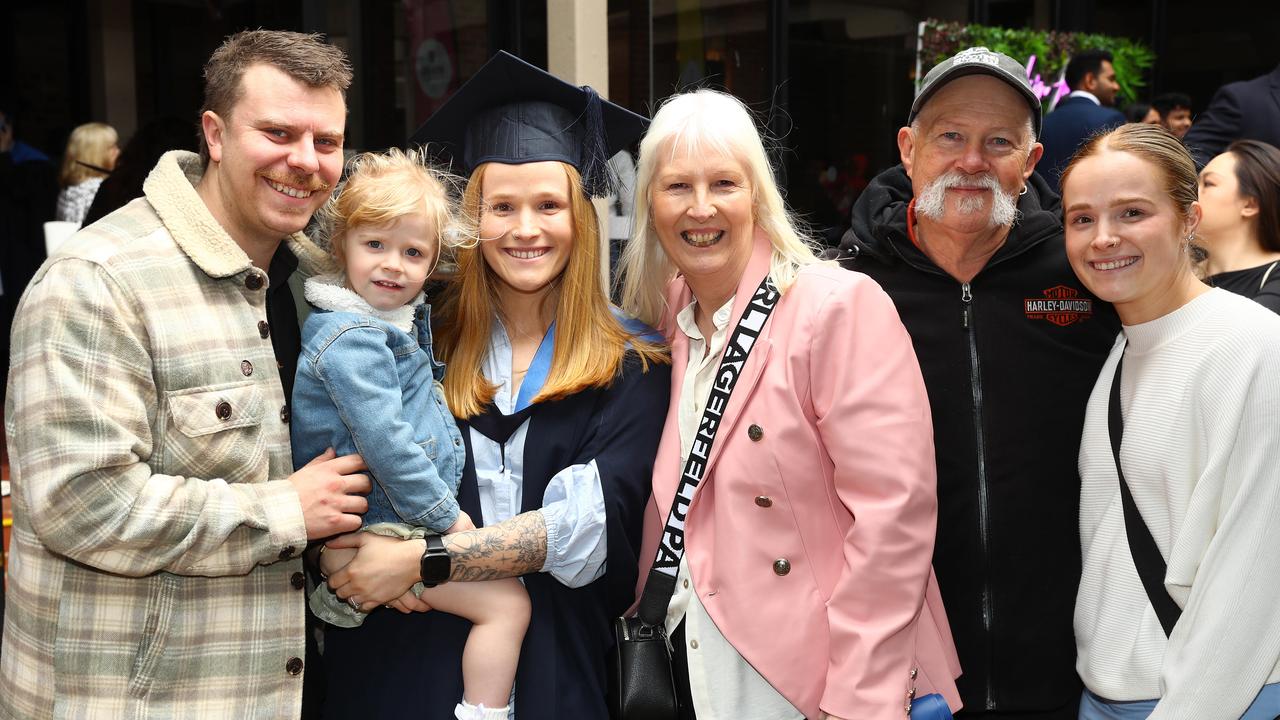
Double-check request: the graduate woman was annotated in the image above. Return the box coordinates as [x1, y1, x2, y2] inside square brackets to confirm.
[318, 52, 670, 719]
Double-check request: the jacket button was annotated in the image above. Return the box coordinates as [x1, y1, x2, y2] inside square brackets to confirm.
[245, 273, 264, 291]
[285, 657, 303, 675]
[290, 571, 305, 590]
[280, 405, 291, 424]
[910, 667, 919, 680]
[215, 401, 232, 421]
[772, 558, 791, 576]
[279, 546, 296, 561]
[241, 360, 253, 376]
[258, 320, 270, 338]
[747, 424, 763, 441]
[754, 495, 772, 508]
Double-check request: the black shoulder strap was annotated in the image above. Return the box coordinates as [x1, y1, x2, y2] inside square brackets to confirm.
[1108, 351, 1183, 637]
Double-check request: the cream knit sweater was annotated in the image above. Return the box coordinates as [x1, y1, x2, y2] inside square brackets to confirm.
[1075, 288, 1280, 718]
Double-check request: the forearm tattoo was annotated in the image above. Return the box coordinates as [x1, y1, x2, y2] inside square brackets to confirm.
[442, 510, 549, 581]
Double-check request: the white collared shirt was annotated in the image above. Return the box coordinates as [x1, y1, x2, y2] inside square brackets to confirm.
[1068, 89, 1102, 105]
[468, 319, 608, 588]
[663, 298, 803, 720]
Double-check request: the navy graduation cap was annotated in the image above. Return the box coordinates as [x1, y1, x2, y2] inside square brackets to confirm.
[409, 50, 647, 198]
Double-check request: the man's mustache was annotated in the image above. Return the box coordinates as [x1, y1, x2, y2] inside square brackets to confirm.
[258, 171, 331, 193]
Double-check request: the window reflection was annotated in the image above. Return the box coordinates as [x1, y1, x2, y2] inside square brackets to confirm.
[653, 0, 770, 102]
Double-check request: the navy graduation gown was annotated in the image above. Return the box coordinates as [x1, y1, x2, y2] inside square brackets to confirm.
[322, 353, 670, 719]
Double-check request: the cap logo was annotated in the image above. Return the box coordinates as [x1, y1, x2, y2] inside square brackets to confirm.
[952, 47, 1001, 67]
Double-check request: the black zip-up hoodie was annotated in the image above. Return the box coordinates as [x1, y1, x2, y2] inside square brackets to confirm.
[840, 166, 1119, 714]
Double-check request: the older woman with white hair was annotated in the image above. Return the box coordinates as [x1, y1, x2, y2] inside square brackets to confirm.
[618, 89, 961, 720]
[56, 121, 118, 224]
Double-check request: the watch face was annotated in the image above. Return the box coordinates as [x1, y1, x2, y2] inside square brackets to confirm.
[420, 536, 450, 586]
[421, 555, 447, 579]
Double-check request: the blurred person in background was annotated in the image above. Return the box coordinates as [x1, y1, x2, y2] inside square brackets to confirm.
[1039, 49, 1127, 188]
[1184, 61, 1280, 167]
[1123, 102, 1161, 125]
[1195, 140, 1280, 312]
[1151, 93, 1193, 140]
[0, 102, 57, 400]
[56, 121, 119, 224]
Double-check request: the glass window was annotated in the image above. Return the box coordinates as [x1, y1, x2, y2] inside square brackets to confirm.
[784, 2, 922, 244]
[651, 0, 771, 103]
[401, 0, 546, 143]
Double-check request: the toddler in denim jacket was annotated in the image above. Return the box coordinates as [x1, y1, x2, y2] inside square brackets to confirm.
[292, 149, 529, 720]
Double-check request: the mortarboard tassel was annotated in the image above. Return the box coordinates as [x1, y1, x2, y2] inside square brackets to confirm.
[578, 86, 619, 199]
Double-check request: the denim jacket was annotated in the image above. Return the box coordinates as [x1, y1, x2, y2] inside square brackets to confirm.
[291, 275, 465, 532]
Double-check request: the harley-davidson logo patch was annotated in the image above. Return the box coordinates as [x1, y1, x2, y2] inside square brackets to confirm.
[1025, 285, 1093, 326]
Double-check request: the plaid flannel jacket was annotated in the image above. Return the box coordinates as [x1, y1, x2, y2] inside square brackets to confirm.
[0, 151, 335, 719]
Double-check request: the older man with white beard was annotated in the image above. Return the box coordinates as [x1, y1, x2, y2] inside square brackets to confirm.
[838, 48, 1120, 720]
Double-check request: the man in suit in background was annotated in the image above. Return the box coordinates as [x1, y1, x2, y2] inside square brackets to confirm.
[1184, 62, 1280, 167]
[1037, 49, 1126, 189]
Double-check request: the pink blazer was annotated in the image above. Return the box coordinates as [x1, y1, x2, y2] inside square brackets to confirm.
[634, 231, 962, 719]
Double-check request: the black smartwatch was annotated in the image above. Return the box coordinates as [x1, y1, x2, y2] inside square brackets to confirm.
[419, 534, 451, 588]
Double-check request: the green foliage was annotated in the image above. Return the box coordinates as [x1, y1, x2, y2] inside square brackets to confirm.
[920, 19, 1156, 107]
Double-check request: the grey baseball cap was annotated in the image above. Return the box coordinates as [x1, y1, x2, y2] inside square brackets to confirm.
[909, 46, 1042, 138]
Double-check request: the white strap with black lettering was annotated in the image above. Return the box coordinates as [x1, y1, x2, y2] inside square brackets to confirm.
[635, 275, 780, 626]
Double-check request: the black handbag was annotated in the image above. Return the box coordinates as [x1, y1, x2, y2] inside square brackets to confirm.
[609, 612, 677, 720]
[609, 583, 955, 720]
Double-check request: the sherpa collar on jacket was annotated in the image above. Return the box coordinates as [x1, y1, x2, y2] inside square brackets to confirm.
[303, 273, 422, 332]
[142, 150, 335, 280]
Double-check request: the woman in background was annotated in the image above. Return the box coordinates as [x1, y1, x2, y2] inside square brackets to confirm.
[56, 122, 118, 224]
[1195, 139, 1280, 312]
[1123, 102, 1161, 125]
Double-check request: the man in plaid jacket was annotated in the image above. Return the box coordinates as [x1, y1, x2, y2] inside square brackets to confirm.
[0, 31, 371, 719]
